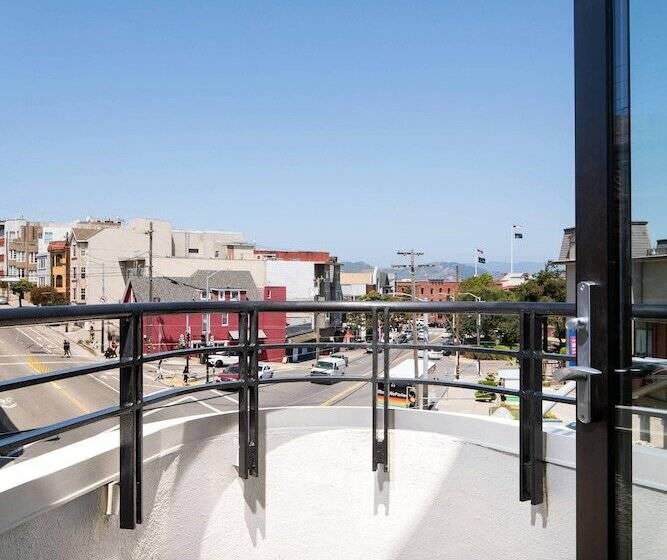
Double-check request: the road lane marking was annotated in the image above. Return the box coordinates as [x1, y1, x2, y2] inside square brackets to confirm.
[321, 381, 367, 406]
[25, 326, 57, 351]
[0, 397, 17, 410]
[26, 355, 90, 414]
[210, 389, 238, 404]
[90, 375, 120, 394]
[16, 327, 51, 353]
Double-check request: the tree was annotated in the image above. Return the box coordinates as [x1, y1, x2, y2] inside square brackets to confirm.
[344, 291, 409, 339]
[457, 274, 514, 342]
[29, 286, 68, 306]
[11, 279, 35, 307]
[514, 262, 567, 350]
[514, 262, 566, 303]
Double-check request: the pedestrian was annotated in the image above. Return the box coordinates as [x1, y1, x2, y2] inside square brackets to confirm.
[156, 359, 164, 381]
[63, 339, 71, 358]
[183, 365, 189, 385]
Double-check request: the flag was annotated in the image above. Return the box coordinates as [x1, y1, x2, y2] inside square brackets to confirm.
[514, 232, 523, 239]
[477, 257, 486, 264]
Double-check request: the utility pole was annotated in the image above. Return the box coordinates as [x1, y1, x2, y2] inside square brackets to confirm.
[146, 221, 154, 351]
[454, 265, 461, 379]
[148, 221, 154, 303]
[394, 250, 433, 409]
[100, 262, 105, 352]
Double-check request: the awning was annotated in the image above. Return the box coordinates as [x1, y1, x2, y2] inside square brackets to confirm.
[228, 329, 267, 340]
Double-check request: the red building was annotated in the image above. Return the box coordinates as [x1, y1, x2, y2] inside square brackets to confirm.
[124, 270, 287, 362]
[395, 279, 460, 326]
[254, 249, 331, 262]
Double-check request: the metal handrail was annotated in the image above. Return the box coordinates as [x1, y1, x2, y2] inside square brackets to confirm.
[1, 299, 666, 529]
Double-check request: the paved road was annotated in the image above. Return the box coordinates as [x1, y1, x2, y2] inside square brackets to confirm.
[0, 323, 515, 466]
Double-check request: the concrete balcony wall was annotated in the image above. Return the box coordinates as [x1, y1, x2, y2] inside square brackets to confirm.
[0, 407, 664, 560]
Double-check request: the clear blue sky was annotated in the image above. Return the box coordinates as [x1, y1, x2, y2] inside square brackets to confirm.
[632, 1, 667, 245]
[1, 1, 577, 266]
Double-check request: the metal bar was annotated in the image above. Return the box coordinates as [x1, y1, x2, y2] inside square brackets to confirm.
[529, 314, 545, 505]
[0, 404, 128, 455]
[237, 311, 249, 479]
[371, 309, 382, 470]
[382, 307, 390, 471]
[248, 309, 260, 477]
[0, 299, 578, 327]
[0, 359, 132, 392]
[519, 312, 531, 502]
[119, 314, 141, 529]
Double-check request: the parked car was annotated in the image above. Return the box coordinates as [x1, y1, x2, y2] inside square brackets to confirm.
[214, 363, 240, 390]
[418, 349, 444, 360]
[0, 296, 8, 305]
[365, 345, 384, 353]
[207, 351, 239, 368]
[258, 362, 275, 379]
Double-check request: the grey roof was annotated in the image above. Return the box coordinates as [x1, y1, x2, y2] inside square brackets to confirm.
[127, 269, 260, 303]
[188, 270, 261, 300]
[71, 228, 101, 241]
[556, 222, 653, 263]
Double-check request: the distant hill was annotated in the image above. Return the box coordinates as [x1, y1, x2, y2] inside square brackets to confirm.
[341, 260, 546, 280]
[384, 261, 546, 281]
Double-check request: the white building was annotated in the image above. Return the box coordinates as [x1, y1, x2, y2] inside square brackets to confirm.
[35, 224, 71, 288]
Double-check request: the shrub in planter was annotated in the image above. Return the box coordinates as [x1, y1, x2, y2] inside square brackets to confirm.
[474, 373, 498, 402]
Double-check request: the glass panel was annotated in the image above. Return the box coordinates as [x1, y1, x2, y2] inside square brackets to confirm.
[620, 1, 667, 557]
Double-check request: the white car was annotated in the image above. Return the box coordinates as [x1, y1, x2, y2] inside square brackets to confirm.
[207, 351, 239, 368]
[258, 363, 275, 379]
[418, 349, 444, 360]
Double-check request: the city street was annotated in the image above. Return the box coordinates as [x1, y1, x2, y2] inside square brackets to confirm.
[0, 322, 569, 466]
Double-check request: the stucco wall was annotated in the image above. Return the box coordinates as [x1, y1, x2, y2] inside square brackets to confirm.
[0, 409, 664, 560]
[641, 259, 667, 304]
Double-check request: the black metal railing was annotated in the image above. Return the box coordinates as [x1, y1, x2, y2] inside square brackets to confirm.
[0, 299, 592, 529]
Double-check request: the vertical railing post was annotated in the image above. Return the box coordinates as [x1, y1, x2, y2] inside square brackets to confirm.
[371, 308, 382, 470]
[381, 307, 390, 471]
[519, 312, 545, 505]
[238, 311, 249, 479]
[519, 311, 531, 502]
[119, 312, 143, 529]
[529, 313, 545, 505]
[248, 309, 260, 477]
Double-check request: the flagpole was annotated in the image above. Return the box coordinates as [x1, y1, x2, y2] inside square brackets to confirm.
[474, 250, 478, 277]
[510, 226, 514, 274]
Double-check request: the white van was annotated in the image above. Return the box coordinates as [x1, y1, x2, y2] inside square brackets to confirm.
[310, 357, 347, 382]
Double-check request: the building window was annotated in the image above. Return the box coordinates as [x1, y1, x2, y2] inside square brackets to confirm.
[214, 250, 220, 258]
[267, 289, 272, 300]
[55, 275, 63, 288]
[439, 288, 442, 293]
[430, 288, 434, 295]
[81, 267, 86, 279]
[72, 266, 77, 279]
[420, 288, 424, 295]
[72, 244, 76, 257]
[188, 248, 199, 254]
[221, 313, 229, 326]
[80, 288, 86, 301]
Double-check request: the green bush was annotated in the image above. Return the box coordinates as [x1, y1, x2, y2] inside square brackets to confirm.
[475, 373, 498, 402]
